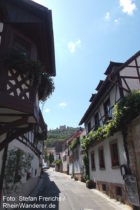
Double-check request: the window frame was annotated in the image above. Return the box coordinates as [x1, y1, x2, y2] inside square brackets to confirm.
[104, 98, 112, 121]
[94, 112, 99, 130]
[10, 29, 38, 61]
[87, 121, 91, 133]
[110, 140, 120, 168]
[90, 151, 96, 171]
[98, 146, 105, 169]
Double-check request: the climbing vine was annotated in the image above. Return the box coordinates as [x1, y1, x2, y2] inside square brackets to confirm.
[3, 149, 33, 195]
[69, 137, 80, 150]
[81, 90, 140, 178]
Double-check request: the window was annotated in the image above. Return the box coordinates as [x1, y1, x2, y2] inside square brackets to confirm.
[88, 121, 91, 133]
[13, 35, 31, 59]
[104, 98, 112, 122]
[91, 151, 96, 170]
[116, 186, 122, 196]
[102, 184, 106, 191]
[110, 142, 120, 167]
[94, 112, 99, 130]
[98, 147, 105, 169]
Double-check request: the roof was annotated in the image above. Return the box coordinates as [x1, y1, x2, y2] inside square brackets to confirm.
[95, 80, 104, 91]
[89, 94, 96, 102]
[104, 61, 123, 75]
[1, 0, 56, 76]
[79, 50, 140, 125]
[67, 130, 83, 145]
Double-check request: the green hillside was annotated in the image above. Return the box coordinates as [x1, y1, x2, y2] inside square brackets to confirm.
[46, 126, 80, 147]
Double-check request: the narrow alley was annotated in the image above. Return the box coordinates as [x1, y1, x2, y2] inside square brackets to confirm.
[24, 168, 130, 210]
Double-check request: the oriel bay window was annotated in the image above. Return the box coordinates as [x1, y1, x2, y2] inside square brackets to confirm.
[98, 147, 105, 169]
[91, 151, 96, 170]
[110, 141, 120, 167]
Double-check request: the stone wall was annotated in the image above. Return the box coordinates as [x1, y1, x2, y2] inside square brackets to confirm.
[127, 115, 140, 205]
[96, 181, 126, 203]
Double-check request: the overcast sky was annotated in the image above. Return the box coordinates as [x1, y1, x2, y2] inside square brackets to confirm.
[33, 0, 140, 129]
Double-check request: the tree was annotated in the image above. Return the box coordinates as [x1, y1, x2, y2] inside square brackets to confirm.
[49, 153, 54, 164]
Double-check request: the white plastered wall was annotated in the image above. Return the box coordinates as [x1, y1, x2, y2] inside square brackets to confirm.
[73, 145, 81, 174]
[4, 139, 41, 196]
[86, 82, 121, 130]
[89, 131, 127, 184]
[120, 56, 140, 96]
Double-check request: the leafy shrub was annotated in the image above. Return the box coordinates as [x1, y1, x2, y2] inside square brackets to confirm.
[86, 180, 96, 189]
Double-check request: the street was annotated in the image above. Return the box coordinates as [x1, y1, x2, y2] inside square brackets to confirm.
[27, 168, 130, 210]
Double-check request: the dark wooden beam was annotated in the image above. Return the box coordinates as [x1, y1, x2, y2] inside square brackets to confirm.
[107, 75, 130, 93]
[17, 136, 40, 157]
[122, 78, 131, 92]
[135, 59, 140, 84]
[0, 125, 33, 151]
[0, 114, 30, 116]
[0, 117, 28, 136]
[120, 76, 140, 79]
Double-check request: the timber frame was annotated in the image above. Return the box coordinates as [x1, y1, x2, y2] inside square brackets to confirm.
[0, 0, 56, 150]
[79, 51, 140, 126]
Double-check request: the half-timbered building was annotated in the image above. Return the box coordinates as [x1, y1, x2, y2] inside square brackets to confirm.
[0, 0, 55, 198]
[79, 51, 140, 205]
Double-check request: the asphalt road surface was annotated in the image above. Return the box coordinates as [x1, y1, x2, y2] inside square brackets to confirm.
[24, 168, 130, 210]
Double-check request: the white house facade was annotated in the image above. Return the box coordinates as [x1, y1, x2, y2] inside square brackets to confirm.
[79, 51, 140, 205]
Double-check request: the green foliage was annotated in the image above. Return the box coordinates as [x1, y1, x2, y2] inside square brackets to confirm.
[5, 48, 55, 102]
[81, 91, 140, 151]
[4, 149, 33, 194]
[113, 90, 140, 129]
[81, 91, 140, 179]
[86, 180, 96, 189]
[82, 152, 89, 181]
[53, 159, 62, 165]
[49, 153, 54, 164]
[46, 127, 79, 147]
[69, 138, 79, 150]
[38, 73, 55, 102]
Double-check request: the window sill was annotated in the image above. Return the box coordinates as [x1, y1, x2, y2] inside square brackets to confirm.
[99, 167, 105, 170]
[112, 165, 120, 169]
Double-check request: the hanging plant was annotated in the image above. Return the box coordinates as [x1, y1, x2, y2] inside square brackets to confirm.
[5, 48, 55, 101]
[38, 73, 55, 102]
